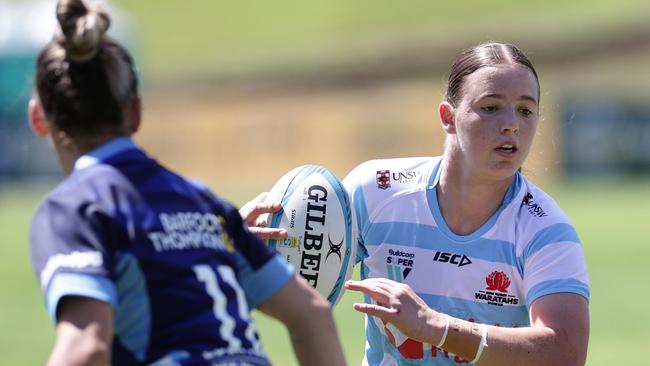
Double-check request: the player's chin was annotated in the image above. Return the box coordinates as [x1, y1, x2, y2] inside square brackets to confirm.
[489, 161, 522, 178]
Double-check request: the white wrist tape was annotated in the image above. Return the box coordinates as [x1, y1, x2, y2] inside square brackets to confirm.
[470, 323, 488, 364]
[436, 314, 450, 348]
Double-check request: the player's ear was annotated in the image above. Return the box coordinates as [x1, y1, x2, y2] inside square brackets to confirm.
[439, 102, 456, 134]
[28, 98, 49, 137]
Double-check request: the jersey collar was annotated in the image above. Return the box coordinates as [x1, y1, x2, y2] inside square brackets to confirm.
[73, 137, 138, 171]
[426, 158, 522, 241]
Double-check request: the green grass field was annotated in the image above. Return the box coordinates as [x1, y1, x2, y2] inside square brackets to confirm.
[1, 179, 648, 365]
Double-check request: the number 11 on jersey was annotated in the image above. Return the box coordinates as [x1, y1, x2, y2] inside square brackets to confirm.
[193, 264, 261, 352]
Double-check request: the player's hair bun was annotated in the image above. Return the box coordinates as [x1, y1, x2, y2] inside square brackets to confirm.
[55, 0, 110, 63]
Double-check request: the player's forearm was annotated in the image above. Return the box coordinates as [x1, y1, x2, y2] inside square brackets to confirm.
[260, 276, 347, 366]
[434, 316, 587, 366]
[286, 304, 346, 366]
[47, 346, 109, 366]
[47, 324, 110, 366]
[477, 324, 586, 366]
[48, 297, 114, 366]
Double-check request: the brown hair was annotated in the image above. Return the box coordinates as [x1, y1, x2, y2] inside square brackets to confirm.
[35, 0, 138, 138]
[445, 42, 539, 107]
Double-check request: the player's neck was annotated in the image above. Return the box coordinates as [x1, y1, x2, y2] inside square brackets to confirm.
[437, 164, 513, 236]
[51, 131, 126, 176]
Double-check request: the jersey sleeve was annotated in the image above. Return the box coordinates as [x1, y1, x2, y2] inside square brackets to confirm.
[342, 163, 371, 264]
[219, 201, 294, 308]
[30, 194, 119, 320]
[521, 222, 590, 308]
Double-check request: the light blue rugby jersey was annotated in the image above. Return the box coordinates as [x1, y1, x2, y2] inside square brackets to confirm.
[30, 137, 294, 366]
[343, 156, 589, 366]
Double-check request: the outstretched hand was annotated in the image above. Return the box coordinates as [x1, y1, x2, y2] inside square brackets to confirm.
[345, 278, 445, 345]
[239, 192, 288, 241]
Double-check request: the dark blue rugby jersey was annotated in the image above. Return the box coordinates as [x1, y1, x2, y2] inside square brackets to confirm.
[30, 137, 293, 366]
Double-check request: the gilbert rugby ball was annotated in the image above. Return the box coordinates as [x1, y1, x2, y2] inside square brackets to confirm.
[267, 165, 356, 304]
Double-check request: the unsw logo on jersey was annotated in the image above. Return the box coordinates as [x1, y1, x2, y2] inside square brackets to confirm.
[376, 170, 391, 190]
[522, 192, 548, 218]
[376, 169, 421, 190]
[386, 249, 414, 282]
[474, 271, 519, 306]
[391, 170, 420, 184]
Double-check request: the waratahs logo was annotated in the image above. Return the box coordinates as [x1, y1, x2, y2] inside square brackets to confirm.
[485, 271, 511, 293]
[474, 270, 519, 306]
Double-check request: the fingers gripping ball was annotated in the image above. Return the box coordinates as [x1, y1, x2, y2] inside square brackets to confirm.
[266, 165, 357, 304]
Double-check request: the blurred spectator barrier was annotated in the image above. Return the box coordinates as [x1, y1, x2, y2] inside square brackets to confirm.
[0, 0, 131, 180]
[0, 0, 58, 179]
[562, 97, 650, 176]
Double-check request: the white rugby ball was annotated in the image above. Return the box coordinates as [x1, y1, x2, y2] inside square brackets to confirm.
[267, 165, 357, 304]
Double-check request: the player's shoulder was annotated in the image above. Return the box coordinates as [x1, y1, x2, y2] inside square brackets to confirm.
[343, 156, 438, 191]
[64, 164, 138, 203]
[29, 170, 126, 269]
[31, 167, 126, 230]
[36, 168, 106, 210]
[516, 177, 570, 223]
[509, 176, 579, 249]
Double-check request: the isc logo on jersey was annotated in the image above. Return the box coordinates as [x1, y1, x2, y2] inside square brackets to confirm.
[432, 251, 472, 267]
[386, 249, 415, 282]
[266, 165, 356, 305]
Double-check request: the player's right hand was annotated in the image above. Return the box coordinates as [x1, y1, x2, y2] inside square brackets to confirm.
[240, 192, 288, 241]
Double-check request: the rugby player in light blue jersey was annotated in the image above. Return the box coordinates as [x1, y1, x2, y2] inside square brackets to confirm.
[27, 1, 346, 365]
[341, 43, 590, 365]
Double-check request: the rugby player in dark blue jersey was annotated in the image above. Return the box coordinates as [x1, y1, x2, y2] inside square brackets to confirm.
[27, 1, 346, 365]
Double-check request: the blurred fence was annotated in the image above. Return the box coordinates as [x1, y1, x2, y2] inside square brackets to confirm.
[0, 1, 58, 179]
[0, 0, 132, 181]
[563, 98, 650, 176]
[135, 80, 561, 198]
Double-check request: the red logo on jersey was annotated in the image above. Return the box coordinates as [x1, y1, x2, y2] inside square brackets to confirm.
[383, 320, 424, 359]
[486, 271, 511, 293]
[376, 170, 391, 190]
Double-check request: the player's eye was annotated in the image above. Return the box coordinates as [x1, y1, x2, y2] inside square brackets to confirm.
[481, 105, 498, 113]
[519, 107, 534, 117]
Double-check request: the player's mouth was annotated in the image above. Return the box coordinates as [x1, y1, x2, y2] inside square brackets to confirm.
[495, 143, 518, 156]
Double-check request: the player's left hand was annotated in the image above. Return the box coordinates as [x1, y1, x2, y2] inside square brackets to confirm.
[240, 192, 288, 240]
[345, 278, 445, 345]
